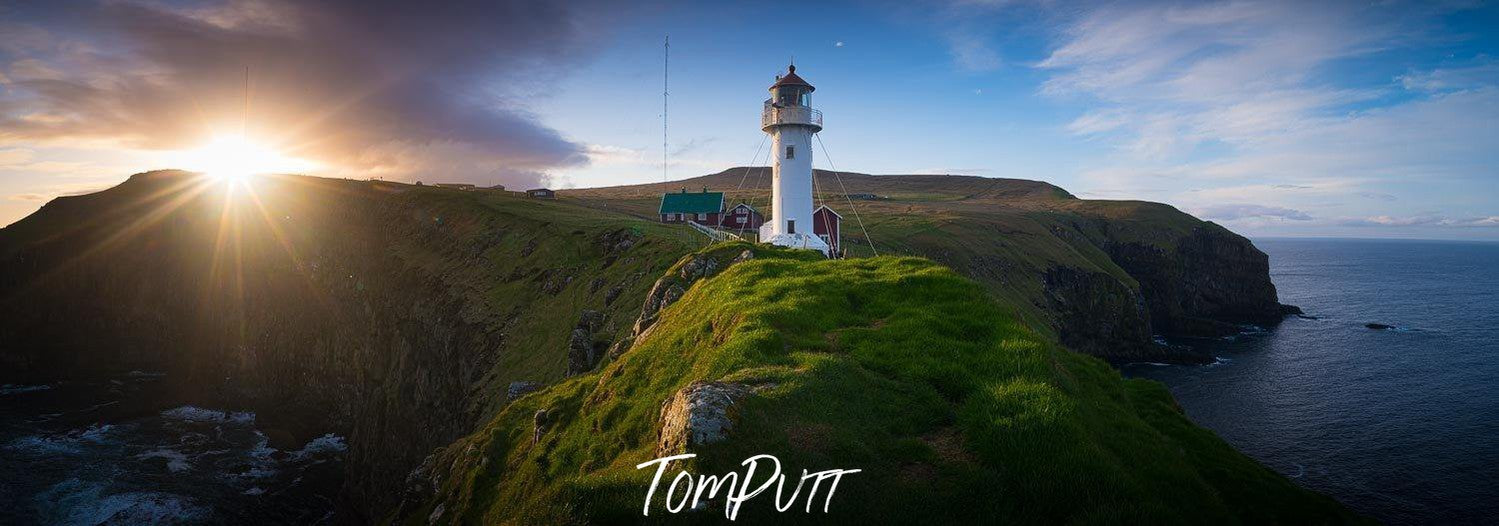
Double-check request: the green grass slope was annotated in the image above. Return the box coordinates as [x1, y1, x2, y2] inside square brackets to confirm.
[401, 243, 1360, 524]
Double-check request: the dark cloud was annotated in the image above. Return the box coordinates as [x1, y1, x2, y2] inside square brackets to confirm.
[1197, 204, 1313, 222]
[0, 0, 628, 187]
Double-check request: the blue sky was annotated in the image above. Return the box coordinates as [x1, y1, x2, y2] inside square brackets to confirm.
[2, 1, 1497, 240]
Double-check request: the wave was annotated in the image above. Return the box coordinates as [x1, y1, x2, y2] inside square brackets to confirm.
[6, 424, 119, 455]
[137, 448, 193, 473]
[291, 433, 348, 460]
[1, 383, 52, 395]
[6, 435, 85, 455]
[160, 405, 256, 425]
[39, 478, 206, 525]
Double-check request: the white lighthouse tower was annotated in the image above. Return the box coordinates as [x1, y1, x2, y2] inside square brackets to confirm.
[759, 64, 830, 255]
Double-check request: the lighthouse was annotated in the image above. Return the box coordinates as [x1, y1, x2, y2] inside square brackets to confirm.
[759, 64, 831, 256]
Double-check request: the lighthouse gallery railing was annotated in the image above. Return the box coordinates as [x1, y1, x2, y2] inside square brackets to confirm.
[761, 101, 823, 130]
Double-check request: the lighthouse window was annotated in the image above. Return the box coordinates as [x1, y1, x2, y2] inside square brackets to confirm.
[787, 220, 796, 234]
[786, 145, 795, 159]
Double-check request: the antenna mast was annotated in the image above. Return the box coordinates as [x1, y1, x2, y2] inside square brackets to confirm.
[242, 65, 250, 137]
[662, 35, 670, 183]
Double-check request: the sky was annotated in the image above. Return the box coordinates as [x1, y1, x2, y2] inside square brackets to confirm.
[2, 1, 1497, 240]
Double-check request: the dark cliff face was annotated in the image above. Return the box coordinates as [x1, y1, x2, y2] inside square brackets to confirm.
[1106, 224, 1294, 339]
[1039, 266, 1170, 362]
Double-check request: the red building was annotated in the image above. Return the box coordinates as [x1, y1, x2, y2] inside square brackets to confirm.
[813, 205, 842, 257]
[718, 202, 765, 231]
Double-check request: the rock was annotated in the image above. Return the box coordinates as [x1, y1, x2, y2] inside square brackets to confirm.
[507, 381, 543, 401]
[537, 268, 573, 295]
[603, 285, 624, 306]
[656, 381, 753, 456]
[677, 254, 720, 281]
[615, 248, 758, 359]
[533, 409, 551, 445]
[565, 310, 608, 376]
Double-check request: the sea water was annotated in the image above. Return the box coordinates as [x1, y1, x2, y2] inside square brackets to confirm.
[1125, 238, 1499, 525]
[0, 373, 345, 524]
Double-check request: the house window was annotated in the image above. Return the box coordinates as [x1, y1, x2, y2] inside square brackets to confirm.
[786, 145, 795, 159]
[787, 219, 796, 234]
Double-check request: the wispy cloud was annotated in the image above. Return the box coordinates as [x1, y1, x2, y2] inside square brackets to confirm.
[1030, 0, 1499, 235]
[1193, 203, 1312, 222]
[946, 31, 1002, 72]
[1338, 215, 1499, 228]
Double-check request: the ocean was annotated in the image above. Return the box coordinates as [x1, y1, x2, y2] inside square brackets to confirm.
[0, 375, 346, 524]
[1125, 238, 1499, 525]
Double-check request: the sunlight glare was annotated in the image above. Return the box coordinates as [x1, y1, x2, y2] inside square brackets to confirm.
[178, 134, 317, 183]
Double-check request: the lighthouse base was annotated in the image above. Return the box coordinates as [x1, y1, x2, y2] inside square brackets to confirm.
[759, 230, 831, 257]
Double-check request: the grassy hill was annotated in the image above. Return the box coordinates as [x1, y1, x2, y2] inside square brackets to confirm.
[396, 243, 1358, 524]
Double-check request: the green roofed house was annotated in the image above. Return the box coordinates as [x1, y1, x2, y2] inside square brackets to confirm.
[659, 187, 724, 224]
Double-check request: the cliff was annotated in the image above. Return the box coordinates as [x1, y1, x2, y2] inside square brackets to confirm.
[392, 243, 1356, 523]
[0, 170, 1306, 520]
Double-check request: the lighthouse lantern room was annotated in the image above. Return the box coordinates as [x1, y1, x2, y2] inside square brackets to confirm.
[759, 64, 832, 256]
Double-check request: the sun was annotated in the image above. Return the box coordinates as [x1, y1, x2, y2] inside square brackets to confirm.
[179, 134, 315, 182]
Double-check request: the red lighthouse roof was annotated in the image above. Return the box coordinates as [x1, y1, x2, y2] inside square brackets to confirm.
[770, 64, 815, 92]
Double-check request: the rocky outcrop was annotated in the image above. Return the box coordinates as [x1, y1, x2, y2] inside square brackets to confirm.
[507, 381, 543, 400]
[656, 381, 753, 456]
[610, 247, 754, 359]
[565, 310, 608, 376]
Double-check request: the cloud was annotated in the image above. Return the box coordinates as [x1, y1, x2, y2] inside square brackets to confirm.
[945, 31, 1002, 72]
[1194, 204, 1312, 222]
[670, 137, 717, 157]
[0, 0, 624, 188]
[1030, 1, 1498, 236]
[0, 148, 35, 165]
[1398, 60, 1499, 92]
[834, 41, 845, 48]
[1338, 215, 1499, 227]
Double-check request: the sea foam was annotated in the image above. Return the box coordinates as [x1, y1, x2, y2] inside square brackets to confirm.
[160, 405, 256, 425]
